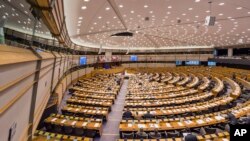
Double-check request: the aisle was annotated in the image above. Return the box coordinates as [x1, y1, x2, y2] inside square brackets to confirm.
[95, 79, 129, 141]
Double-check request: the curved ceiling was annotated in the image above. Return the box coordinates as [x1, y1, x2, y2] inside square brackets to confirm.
[0, 0, 52, 39]
[64, 0, 250, 50]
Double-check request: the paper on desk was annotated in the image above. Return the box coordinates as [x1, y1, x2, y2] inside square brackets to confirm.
[138, 124, 146, 128]
[82, 122, 88, 126]
[128, 123, 133, 127]
[215, 116, 224, 120]
[61, 119, 66, 124]
[51, 118, 57, 122]
[222, 138, 229, 141]
[196, 119, 204, 124]
[71, 121, 77, 125]
[205, 118, 212, 122]
[94, 123, 99, 127]
[177, 122, 184, 126]
[184, 120, 193, 124]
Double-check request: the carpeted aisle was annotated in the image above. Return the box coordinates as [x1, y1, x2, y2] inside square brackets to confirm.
[95, 79, 129, 141]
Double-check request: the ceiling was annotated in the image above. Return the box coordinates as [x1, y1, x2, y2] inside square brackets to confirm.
[64, 0, 250, 50]
[0, 0, 52, 39]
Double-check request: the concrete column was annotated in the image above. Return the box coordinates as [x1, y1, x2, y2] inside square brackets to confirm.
[228, 48, 233, 57]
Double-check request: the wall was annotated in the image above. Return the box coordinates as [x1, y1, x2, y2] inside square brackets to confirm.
[0, 45, 91, 141]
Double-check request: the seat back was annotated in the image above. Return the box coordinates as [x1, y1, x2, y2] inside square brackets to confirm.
[122, 132, 134, 139]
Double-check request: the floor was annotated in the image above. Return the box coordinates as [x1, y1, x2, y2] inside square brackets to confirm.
[95, 79, 128, 141]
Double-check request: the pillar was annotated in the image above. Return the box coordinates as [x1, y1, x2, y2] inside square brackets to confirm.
[228, 48, 233, 57]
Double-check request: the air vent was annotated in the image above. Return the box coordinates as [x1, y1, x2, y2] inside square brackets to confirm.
[111, 32, 133, 37]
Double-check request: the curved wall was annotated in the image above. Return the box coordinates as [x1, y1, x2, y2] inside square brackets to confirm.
[0, 44, 212, 141]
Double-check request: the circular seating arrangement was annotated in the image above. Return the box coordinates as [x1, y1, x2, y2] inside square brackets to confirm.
[120, 67, 250, 141]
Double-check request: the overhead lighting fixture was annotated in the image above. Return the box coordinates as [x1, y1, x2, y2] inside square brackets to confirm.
[105, 7, 110, 10]
[236, 7, 242, 10]
[20, 3, 24, 7]
[81, 6, 87, 10]
[219, 3, 224, 6]
[188, 8, 193, 10]
[195, 0, 200, 2]
[119, 5, 123, 8]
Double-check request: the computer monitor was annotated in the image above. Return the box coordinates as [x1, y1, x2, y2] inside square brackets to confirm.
[208, 61, 216, 66]
[130, 55, 138, 61]
[79, 56, 87, 65]
[185, 60, 200, 65]
[176, 61, 182, 65]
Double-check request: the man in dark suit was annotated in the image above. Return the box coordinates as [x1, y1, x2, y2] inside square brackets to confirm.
[143, 111, 154, 119]
[122, 108, 133, 119]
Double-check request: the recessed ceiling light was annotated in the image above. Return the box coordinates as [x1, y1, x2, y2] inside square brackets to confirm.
[78, 17, 83, 20]
[149, 11, 153, 14]
[130, 10, 134, 13]
[94, 22, 97, 25]
[218, 13, 223, 16]
[105, 7, 110, 10]
[144, 5, 148, 8]
[182, 13, 186, 16]
[188, 8, 193, 10]
[219, 3, 225, 6]
[168, 6, 172, 9]
[119, 5, 123, 8]
[195, 0, 200, 2]
[84, 0, 89, 2]
[20, 3, 24, 7]
[236, 7, 242, 10]
[98, 16, 102, 19]
[81, 6, 87, 10]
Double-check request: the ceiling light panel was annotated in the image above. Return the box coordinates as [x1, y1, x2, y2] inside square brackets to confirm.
[63, 0, 250, 48]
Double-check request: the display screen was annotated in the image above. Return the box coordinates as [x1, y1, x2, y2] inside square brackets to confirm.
[130, 55, 138, 61]
[79, 56, 87, 65]
[176, 61, 182, 65]
[185, 60, 200, 65]
[208, 61, 216, 66]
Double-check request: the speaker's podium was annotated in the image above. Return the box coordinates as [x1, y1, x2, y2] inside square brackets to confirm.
[205, 16, 216, 26]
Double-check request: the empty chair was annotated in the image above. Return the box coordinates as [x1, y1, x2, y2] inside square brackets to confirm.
[135, 133, 148, 139]
[148, 129, 161, 139]
[225, 124, 230, 132]
[63, 125, 73, 134]
[184, 133, 198, 141]
[53, 124, 62, 133]
[122, 132, 134, 139]
[204, 127, 217, 134]
[44, 122, 53, 131]
[167, 131, 180, 138]
[74, 127, 84, 136]
[85, 130, 97, 138]
[159, 131, 168, 138]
